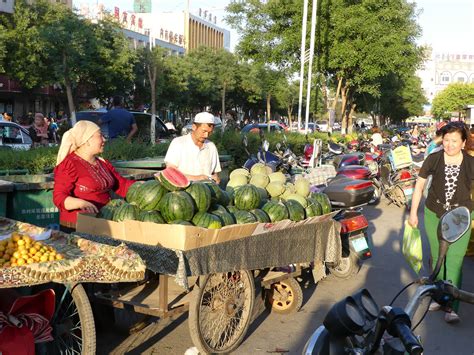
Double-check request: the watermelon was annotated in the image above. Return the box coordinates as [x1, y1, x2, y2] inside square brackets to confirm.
[233, 210, 258, 224]
[113, 203, 140, 222]
[211, 210, 235, 226]
[227, 205, 239, 214]
[284, 193, 308, 208]
[305, 197, 323, 217]
[256, 187, 269, 206]
[126, 182, 142, 203]
[138, 210, 166, 223]
[98, 205, 116, 220]
[205, 181, 226, 205]
[156, 167, 190, 191]
[310, 192, 332, 214]
[159, 191, 195, 222]
[134, 180, 167, 211]
[106, 199, 125, 207]
[284, 200, 306, 222]
[192, 212, 223, 229]
[261, 201, 289, 222]
[186, 182, 212, 212]
[171, 220, 194, 225]
[210, 204, 229, 214]
[250, 209, 271, 223]
[234, 185, 261, 211]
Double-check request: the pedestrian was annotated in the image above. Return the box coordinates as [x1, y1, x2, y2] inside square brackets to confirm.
[29, 113, 53, 146]
[53, 121, 136, 232]
[164, 112, 221, 184]
[99, 96, 138, 142]
[409, 121, 474, 323]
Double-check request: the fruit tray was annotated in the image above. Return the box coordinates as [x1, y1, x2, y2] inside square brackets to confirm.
[0, 218, 145, 288]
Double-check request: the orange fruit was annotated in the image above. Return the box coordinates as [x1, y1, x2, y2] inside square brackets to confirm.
[17, 258, 25, 266]
[0, 245, 5, 252]
[12, 234, 21, 242]
[26, 258, 35, 264]
[3, 254, 10, 261]
[56, 254, 64, 260]
[33, 255, 40, 262]
[7, 242, 14, 249]
[29, 247, 37, 255]
[3, 262, 10, 267]
[12, 251, 21, 259]
[17, 239, 25, 246]
[40, 255, 48, 262]
[22, 236, 32, 243]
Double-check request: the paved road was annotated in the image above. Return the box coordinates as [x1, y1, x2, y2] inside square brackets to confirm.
[97, 201, 474, 354]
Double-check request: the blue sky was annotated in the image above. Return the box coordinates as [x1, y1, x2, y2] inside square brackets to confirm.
[76, 0, 474, 53]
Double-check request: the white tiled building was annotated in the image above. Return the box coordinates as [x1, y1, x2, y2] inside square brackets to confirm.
[418, 49, 474, 103]
[0, 0, 14, 13]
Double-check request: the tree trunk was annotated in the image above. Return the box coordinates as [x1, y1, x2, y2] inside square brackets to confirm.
[148, 65, 157, 145]
[340, 85, 348, 134]
[347, 103, 356, 134]
[65, 79, 76, 127]
[221, 83, 226, 130]
[331, 77, 343, 113]
[266, 93, 271, 132]
[287, 105, 292, 129]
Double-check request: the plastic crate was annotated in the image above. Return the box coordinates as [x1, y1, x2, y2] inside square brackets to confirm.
[0, 174, 58, 227]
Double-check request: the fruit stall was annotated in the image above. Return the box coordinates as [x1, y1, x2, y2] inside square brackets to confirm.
[0, 217, 146, 354]
[70, 164, 342, 354]
[1, 162, 342, 354]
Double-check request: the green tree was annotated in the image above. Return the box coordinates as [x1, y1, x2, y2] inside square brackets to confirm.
[274, 78, 299, 126]
[2, 1, 136, 123]
[432, 83, 474, 119]
[0, 24, 5, 72]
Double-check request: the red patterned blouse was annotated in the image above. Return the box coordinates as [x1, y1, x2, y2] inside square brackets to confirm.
[53, 152, 135, 226]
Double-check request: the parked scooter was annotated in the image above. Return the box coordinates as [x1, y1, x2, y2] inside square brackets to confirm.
[303, 206, 474, 355]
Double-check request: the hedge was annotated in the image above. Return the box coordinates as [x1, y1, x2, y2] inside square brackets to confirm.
[0, 131, 352, 174]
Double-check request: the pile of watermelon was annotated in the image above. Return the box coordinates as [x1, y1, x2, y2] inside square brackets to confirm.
[226, 163, 332, 223]
[97, 165, 332, 229]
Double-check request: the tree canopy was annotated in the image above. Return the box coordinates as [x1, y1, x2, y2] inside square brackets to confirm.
[431, 83, 474, 119]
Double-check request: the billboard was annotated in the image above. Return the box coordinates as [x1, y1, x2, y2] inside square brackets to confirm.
[133, 0, 151, 13]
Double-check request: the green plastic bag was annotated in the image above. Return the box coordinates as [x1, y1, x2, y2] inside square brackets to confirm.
[402, 221, 423, 274]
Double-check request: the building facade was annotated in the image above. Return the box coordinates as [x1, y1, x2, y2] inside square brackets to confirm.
[418, 50, 474, 104]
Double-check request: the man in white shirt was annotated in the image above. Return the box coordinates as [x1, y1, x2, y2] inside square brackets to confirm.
[165, 112, 221, 183]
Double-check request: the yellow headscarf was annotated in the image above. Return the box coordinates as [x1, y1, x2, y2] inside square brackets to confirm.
[56, 121, 100, 165]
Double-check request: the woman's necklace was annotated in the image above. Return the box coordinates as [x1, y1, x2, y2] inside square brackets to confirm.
[444, 151, 463, 165]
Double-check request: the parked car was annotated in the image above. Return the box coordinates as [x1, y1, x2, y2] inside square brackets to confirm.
[0, 121, 33, 150]
[76, 110, 173, 141]
[241, 123, 284, 134]
[333, 122, 341, 130]
[180, 116, 223, 135]
[298, 122, 320, 134]
[315, 120, 329, 132]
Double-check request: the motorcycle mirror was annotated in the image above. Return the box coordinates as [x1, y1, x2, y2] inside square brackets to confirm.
[430, 206, 470, 281]
[263, 140, 270, 152]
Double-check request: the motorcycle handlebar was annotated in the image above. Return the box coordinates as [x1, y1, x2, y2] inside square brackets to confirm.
[392, 321, 423, 355]
[451, 287, 474, 304]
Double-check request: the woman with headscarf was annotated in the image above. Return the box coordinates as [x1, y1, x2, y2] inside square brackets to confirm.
[53, 121, 135, 231]
[29, 113, 53, 146]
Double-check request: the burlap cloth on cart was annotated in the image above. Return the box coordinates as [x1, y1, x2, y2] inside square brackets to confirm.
[0, 218, 146, 288]
[75, 216, 341, 289]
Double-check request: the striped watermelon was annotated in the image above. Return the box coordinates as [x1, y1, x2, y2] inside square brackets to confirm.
[126, 182, 142, 203]
[98, 205, 116, 220]
[113, 203, 140, 222]
[305, 197, 322, 217]
[233, 210, 258, 224]
[261, 201, 289, 222]
[227, 205, 239, 214]
[205, 182, 228, 206]
[310, 192, 332, 214]
[171, 220, 194, 225]
[250, 209, 271, 223]
[234, 185, 261, 211]
[284, 200, 306, 222]
[156, 167, 190, 191]
[106, 199, 125, 207]
[186, 182, 212, 212]
[134, 181, 167, 211]
[138, 210, 165, 224]
[159, 191, 195, 222]
[211, 210, 235, 226]
[192, 212, 223, 229]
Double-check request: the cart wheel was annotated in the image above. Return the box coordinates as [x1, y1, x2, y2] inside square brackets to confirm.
[328, 253, 359, 280]
[189, 270, 255, 354]
[44, 283, 96, 355]
[265, 278, 303, 314]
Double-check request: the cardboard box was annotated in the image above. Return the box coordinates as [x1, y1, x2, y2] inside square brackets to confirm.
[76, 212, 338, 251]
[76, 213, 259, 250]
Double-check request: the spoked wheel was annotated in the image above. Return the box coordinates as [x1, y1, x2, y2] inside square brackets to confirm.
[328, 253, 360, 280]
[265, 278, 303, 314]
[44, 283, 96, 355]
[189, 270, 255, 354]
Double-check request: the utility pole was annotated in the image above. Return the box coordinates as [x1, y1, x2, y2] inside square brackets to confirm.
[297, 0, 308, 132]
[304, 0, 318, 133]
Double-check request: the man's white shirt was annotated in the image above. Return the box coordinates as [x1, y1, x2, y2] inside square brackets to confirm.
[164, 134, 221, 177]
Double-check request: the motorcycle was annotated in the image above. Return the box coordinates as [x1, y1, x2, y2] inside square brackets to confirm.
[303, 206, 474, 355]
